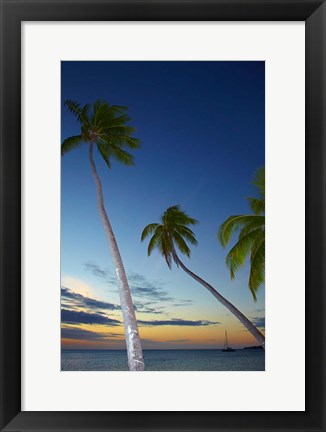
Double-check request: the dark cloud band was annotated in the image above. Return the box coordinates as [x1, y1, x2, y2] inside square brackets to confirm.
[61, 327, 123, 341]
[61, 309, 121, 326]
[138, 318, 220, 327]
[61, 286, 119, 311]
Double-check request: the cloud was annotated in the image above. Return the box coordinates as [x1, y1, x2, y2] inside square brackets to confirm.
[173, 299, 193, 307]
[138, 318, 220, 327]
[85, 263, 174, 301]
[134, 301, 168, 315]
[251, 317, 265, 328]
[61, 327, 123, 341]
[61, 309, 121, 326]
[84, 263, 194, 307]
[128, 271, 174, 302]
[61, 286, 119, 312]
[127, 272, 149, 285]
[165, 339, 191, 343]
[131, 286, 174, 302]
[84, 262, 116, 282]
[128, 272, 193, 307]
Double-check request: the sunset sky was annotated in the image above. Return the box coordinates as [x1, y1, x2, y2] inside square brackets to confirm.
[61, 61, 265, 350]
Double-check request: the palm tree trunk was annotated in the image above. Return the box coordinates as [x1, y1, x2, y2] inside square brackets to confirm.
[89, 142, 144, 371]
[172, 250, 265, 349]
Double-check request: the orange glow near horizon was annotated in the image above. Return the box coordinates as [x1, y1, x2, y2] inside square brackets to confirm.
[61, 321, 264, 350]
[61, 278, 265, 350]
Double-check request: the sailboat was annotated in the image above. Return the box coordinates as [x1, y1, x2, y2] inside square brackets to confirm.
[222, 330, 236, 352]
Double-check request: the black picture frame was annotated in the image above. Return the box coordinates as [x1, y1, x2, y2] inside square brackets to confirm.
[0, 0, 325, 431]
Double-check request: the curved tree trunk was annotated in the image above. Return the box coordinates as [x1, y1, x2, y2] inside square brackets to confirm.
[89, 142, 144, 371]
[172, 250, 265, 349]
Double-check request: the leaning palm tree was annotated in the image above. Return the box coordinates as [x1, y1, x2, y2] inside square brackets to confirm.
[218, 167, 265, 301]
[62, 99, 144, 371]
[141, 205, 265, 348]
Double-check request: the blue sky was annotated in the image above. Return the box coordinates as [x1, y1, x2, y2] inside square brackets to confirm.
[61, 61, 265, 349]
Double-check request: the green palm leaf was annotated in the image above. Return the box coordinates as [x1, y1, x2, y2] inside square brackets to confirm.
[157, 235, 173, 269]
[103, 125, 134, 134]
[108, 144, 134, 166]
[101, 114, 131, 128]
[141, 223, 160, 241]
[218, 166, 265, 301]
[111, 105, 129, 113]
[249, 236, 265, 300]
[163, 205, 198, 226]
[226, 229, 263, 279]
[91, 100, 112, 126]
[218, 215, 263, 247]
[61, 135, 84, 155]
[64, 100, 88, 125]
[172, 231, 191, 257]
[100, 135, 140, 149]
[238, 218, 264, 239]
[247, 197, 265, 215]
[174, 225, 198, 245]
[97, 142, 112, 169]
[147, 229, 163, 256]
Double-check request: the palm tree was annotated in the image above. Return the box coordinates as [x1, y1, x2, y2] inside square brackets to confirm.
[218, 167, 265, 301]
[141, 205, 265, 349]
[62, 100, 144, 371]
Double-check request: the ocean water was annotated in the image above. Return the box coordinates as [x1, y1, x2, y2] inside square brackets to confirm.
[61, 349, 265, 371]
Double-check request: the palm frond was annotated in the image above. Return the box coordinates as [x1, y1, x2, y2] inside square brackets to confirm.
[98, 118, 132, 133]
[111, 105, 128, 113]
[238, 217, 265, 239]
[118, 136, 141, 149]
[247, 197, 265, 215]
[61, 135, 84, 155]
[158, 236, 173, 269]
[102, 125, 135, 135]
[147, 229, 163, 256]
[99, 141, 134, 166]
[96, 142, 112, 169]
[110, 145, 134, 166]
[100, 135, 140, 149]
[141, 223, 160, 241]
[225, 229, 262, 279]
[163, 205, 198, 227]
[218, 215, 262, 247]
[172, 231, 191, 257]
[64, 100, 88, 125]
[249, 236, 265, 301]
[81, 103, 90, 121]
[92, 101, 120, 129]
[174, 225, 198, 245]
[92, 100, 102, 114]
[218, 166, 265, 301]
[100, 114, 131, 128]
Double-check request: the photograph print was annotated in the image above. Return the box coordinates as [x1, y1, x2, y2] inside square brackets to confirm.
[61, 61, 265, 371]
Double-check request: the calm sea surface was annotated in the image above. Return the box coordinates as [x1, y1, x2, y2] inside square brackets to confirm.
[61, 349, 264, 371]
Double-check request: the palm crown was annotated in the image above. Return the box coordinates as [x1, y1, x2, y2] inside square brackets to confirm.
[218, 167, 265, 301]
[141, 205, 198, 269]
[61, 99, 140, 167]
